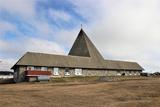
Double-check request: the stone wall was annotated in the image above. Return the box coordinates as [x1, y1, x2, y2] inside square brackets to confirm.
[18, 66, 26, 82]
[14, 66, 141, 82]
[13, 66, 26, 82]
[13, 67, 19, 82]
[81, 69, 140, 76]
[51, 68, 76, 77]
[52, 68, 141, 77]
[82, 69, 112, 76]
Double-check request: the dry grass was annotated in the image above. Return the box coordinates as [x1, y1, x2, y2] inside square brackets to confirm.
[0, 77, 160, 107]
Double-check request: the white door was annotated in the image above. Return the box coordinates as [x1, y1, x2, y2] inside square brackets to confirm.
[53, 68, 59, 75]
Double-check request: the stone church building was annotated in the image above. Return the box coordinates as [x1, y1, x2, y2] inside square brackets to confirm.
[12, 29, 143, 82]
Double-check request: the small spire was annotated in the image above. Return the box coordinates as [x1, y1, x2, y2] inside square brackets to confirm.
[81, 24, 83, 29]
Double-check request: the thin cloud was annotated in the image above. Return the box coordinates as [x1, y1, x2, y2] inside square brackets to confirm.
[49, 9, 71, 22]
[0, 21, 16, 35]
[26, 37, 65, 55]
[0, 0, 36, 18]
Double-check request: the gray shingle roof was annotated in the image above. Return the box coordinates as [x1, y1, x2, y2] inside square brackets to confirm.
[104, 60, 144, 70]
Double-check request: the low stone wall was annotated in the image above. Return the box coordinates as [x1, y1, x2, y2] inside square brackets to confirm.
[84, 69, 140, 76]
[50, 76, 154, 83]
[82, 69, 117, 76]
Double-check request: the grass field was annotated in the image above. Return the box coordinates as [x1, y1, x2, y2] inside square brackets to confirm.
[0, 77, 160, 107]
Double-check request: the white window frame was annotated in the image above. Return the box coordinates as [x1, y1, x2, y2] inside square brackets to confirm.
[65, 69, 70, 76]
[34, 66, 41, 70]
[75, 69, 82, 76]
[41, 67, 47, 71]
[117, 73, 121, 76]
[53, 68, 59, 75]
[65, 72, 70, 76]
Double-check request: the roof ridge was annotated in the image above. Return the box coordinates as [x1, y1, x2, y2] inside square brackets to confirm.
[105, 59, 137, 63]
[27, 51, 91, 59]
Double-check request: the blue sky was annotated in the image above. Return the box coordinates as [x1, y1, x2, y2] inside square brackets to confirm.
[0, 0, 160, 72]
[0, 0, 86, 57]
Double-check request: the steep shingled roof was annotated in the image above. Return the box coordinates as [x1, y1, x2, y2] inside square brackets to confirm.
[69, 29, 104, 60]
[12, 29, 144, 71]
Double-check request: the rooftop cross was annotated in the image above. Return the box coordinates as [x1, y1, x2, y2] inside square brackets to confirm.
[81, 24, 83, 29]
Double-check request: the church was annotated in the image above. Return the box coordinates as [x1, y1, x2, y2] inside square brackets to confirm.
[12, 29, 143, 82]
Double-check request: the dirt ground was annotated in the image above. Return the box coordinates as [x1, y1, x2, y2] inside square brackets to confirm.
[0, 78, 160, 107]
